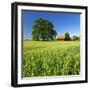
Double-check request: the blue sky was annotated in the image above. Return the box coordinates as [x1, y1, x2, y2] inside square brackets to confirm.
[22, 10, 80, 39]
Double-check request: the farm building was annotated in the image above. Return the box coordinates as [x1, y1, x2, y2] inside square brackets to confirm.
[56, 36, 65, 40]
[71, 36, 77, 41]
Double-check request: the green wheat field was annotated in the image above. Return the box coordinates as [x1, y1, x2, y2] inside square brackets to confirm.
[23, 41, 80, 77]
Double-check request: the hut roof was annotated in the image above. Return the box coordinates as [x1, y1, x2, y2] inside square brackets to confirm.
[56, 36, 65, 39]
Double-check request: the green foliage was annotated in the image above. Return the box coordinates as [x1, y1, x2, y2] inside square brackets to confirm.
[72, 36, 80, 41]
[32, 18, 57, 41]
[23, 41, 80, 77]
[64, 33, 70, 41]
[76, 36, 80, 41]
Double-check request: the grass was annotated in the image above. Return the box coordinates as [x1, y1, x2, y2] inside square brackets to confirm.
[23, 41, 80, 77]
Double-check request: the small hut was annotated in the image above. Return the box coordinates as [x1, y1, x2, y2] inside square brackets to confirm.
[56, 36, 65, 41]
[71, 36, 77, 41]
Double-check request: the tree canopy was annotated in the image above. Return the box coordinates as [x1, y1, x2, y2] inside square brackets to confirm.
[32, 18, 57, 41]
[64, 33, 70, 41]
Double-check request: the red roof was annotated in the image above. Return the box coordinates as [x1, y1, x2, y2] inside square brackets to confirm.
[56, 36, 65, 40]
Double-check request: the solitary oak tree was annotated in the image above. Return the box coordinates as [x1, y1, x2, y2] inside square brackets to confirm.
[32, 18, 57, 41]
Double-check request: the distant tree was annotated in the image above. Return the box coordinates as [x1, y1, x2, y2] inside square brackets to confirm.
[64, 33, 70, 41]
[78, 36, 80, 41]
[32, 18, 57, 41]
[71, 35, 80, 41]
[76, 36, 80, 41]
